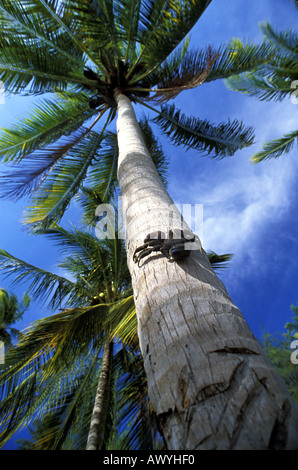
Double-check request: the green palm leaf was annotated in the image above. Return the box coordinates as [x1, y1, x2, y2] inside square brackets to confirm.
[0, 1, 87, 65]
[225, 21, 298, 162]
[0, 249, 87, 309]
[0, 325, 105, 448]
[205, 39, 275, 83]
[108, 296, 137, 347]
[225, 73, 295, 102]
[146, 46, 218, 103]
[153, 103, 254, 157]
[251, 129, 298, 163]
[0, 96, 97, 163]
[0, 127, 90, 200]
[115, 347, 161, 450]
[260, 22, 298, 56]
[141, 40, 274, 102]
[0, 35, 89, 94]
[23, 130, 105, 230]
[132, 0, 212, 71]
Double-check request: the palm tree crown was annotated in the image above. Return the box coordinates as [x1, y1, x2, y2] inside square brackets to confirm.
[0, 0, 274, 230]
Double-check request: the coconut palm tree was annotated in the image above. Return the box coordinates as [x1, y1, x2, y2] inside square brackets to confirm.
[0, 221, 231, 450]
[0, 225, 149, 450]
[225, 19, 298, 162]
[1, 0, 298, 449]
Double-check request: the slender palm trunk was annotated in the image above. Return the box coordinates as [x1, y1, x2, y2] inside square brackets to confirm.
[86, 339, 113, 450]
[115, 91, 298, 450]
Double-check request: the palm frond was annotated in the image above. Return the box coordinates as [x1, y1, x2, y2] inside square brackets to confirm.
[225, 72, 295, 102]
[207, 251, 233, 271]
[114, 347, 161, 450]
[0, 0, 87, 66]
[0, 96, 97, 163]
[84, 131, 119, 204]
[148, 46, 219, 103]
[77, 187, 106, 227]
[128, 34, 190, 87]
[132, 0, 212, 72]
[64, 0, 123, 66]
[36, 224, 130, 298]
[225, 27, 298, 103]
[0, 35, 90, 95]
[23, 129, 105, 230]
[139, 118, 168, 184]
[0, 249, 87, 309]
[108, 296, 137, 348]
[115, 0, 143, 62]
[0, 327, 104, 448]
[39, 225, 109, 273]
[152, 103, 254, 157]
[250, 129, 298, 163]
[0, 127, 89, 200]
[35, 0, 103, 69]
[205, 39, 276, 83]
[260, 22, 298, 57]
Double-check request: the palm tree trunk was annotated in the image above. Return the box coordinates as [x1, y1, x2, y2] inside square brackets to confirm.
[115, 91, 298, 450]
[86, 339, 113, 450]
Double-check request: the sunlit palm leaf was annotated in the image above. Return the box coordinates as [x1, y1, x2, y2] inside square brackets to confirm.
[251, 129, 298, 163]
[0, 35, 89, 94]
[40, 225, 113, 289]
[205, 39, 275, 83]
[134, 0, 212, 70]
[0, 0, 87, 67]
[108, 296, 137, 347]
[84, 131, 119, 203]
[128, 35, 190, 87]
[34, 0, 104, 69]
[0, 333, 104, 448]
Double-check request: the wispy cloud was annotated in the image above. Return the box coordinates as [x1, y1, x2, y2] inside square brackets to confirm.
[168, 108, 297, 285]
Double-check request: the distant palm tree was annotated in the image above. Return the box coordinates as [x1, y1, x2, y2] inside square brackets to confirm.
[0, 288, 30, 347]
[226, 17, 298, 162]
[0, 223, 231, 450]
[0, 225, 145, 450]
[1, 0, 297, 449]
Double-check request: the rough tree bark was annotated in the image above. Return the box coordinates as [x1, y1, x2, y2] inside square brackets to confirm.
[86, 339, 113, 450]
[115, 91, 298, 450]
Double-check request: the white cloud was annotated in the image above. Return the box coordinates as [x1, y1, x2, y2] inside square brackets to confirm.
[169, 135, 297, 286]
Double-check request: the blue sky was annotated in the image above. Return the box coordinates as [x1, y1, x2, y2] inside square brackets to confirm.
[0, 0, 297, 449]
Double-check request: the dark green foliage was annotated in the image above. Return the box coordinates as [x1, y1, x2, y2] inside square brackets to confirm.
[259, 304, 298, 404]
[0, 289, 30, 347]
